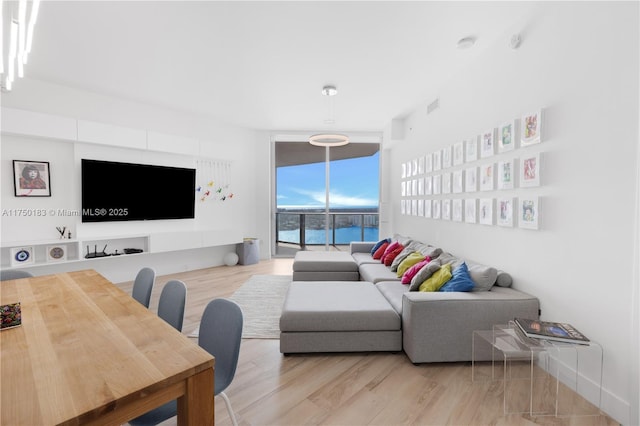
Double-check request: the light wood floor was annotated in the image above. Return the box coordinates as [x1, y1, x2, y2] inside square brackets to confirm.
[116, 259, 618, 426]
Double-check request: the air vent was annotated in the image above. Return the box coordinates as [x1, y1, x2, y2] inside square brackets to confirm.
[427, 98, 440, 114]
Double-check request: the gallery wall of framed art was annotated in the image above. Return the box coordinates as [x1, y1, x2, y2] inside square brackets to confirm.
[400, 109, 544, 230]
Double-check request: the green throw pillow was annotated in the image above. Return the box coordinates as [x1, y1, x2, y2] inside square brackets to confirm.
[396, 252, 425, 277]
[419, 263, 452, 292]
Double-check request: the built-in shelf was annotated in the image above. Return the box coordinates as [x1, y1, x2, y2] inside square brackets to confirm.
[1, 230, 242, 269]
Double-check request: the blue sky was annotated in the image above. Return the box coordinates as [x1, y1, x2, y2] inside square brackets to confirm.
[277, 152, 379, 209]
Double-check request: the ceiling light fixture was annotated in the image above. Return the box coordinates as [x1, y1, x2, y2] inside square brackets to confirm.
[456, 36, 476, 49]
[1, 0, 40, 91]
[309, 134, 350, 147]
[309, 85, 350, 147]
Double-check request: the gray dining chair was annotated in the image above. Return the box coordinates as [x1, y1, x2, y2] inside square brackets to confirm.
[129, 298, 244, 426]
[157, 280, 186, 331]
[0, 270, 34, 281]
[132, 267, 155, 308]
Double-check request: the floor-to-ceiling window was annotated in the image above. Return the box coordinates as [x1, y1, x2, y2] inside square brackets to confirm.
[275, 141, 379, 256]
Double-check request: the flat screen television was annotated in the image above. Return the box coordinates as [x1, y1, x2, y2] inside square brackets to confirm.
[81, 159, 196, 222]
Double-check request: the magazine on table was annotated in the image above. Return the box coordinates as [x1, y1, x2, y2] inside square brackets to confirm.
[514, 317, 590, 345]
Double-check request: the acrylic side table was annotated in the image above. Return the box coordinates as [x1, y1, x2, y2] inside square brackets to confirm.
[472, 322, 603, 417]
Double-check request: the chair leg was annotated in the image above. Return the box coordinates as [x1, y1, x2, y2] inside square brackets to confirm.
[218, 391, 238, 426]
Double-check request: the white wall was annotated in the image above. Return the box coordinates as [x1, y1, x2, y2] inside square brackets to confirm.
[385, 2, 638, 424]
[0, 79, 270, 282]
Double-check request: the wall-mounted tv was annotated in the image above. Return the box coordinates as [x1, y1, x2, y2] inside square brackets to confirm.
[81, 159, 196, 222]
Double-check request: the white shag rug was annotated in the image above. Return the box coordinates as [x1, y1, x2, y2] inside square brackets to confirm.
[189, 274, 291, 339]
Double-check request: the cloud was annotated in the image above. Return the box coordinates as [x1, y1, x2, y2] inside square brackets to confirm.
[291, 188, 377, 207]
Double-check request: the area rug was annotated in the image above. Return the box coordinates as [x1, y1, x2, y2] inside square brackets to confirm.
[189, 274, 291, 339]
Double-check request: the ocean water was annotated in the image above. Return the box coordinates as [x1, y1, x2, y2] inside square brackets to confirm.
[278, 226, 379, 245]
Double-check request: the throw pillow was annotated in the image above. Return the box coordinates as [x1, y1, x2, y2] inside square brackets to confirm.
[380, 241, 400, 264]
[383, 245, 405, 267]
[372, 242, 390, 260]
[370, 238, 391, 255]
[409, 259, 441, 291]
[390, 241, 420, 272]
[440, 262, 475, 292]
[468, 264, 498, 292]
[396, 252, 425, 278]
[401, 257, 431, 284]
[419, 263, 452, 292]
[496, 270, 513, 287]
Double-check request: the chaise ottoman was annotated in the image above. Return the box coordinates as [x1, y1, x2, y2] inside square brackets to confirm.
[291, 251, 359, 281]
[279, 281, 402, 354]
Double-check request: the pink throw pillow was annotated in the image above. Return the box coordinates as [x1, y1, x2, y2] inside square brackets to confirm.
[401, 257, 432, 284]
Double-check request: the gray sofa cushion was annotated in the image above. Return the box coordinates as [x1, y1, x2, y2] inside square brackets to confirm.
[416, 244, 443, 259]
[359, 262, 400, 284]
[375, 281, 407, 314]
[280, 281, 400, 332]
[292, 251, 358, 272]
[351, 251, 380, 266]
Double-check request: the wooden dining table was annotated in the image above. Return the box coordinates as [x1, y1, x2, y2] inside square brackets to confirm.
[0, 269, 214, 425]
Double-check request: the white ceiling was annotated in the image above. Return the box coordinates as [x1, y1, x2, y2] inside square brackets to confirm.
[23, 1, 534, 133]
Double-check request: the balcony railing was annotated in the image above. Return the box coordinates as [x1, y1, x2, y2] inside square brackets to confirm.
[276, 211, 379, 247]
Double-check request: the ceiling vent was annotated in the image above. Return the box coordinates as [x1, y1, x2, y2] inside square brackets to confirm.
[427, 98, 440, 115]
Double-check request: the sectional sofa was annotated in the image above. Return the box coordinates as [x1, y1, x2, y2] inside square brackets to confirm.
[280, 235, 540, 363]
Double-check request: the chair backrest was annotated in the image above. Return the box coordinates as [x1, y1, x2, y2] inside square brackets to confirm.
[157, 280, 187, 331]
[199, 298, 243, 395]
[132, 267, 155, 308]
[0, 270, 34, 281]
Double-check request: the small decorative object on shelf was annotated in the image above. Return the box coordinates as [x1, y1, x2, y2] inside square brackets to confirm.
[47, 245, 67, 262]
[10, 247, 35, 267]
[514, 317, 590, 345]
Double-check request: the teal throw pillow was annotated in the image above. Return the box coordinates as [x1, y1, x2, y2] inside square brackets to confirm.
[440, 262, 475, 292]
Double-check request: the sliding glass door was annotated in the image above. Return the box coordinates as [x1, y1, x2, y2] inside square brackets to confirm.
[275, 141, 379, 256]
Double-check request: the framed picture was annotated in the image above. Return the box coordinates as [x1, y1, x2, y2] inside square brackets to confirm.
[497, 159, 516, 190]
[424, 199, 432, 218]
[452, 199, 463, 222]
[465, 167, 477, 192]
[13, 160, 51, 197]
[452, 170, 464, 194]
[406, 161, 412, 177]
[10, 246, 35, 267]
[479, 198, 494, 225]
[424, 176, 433, 195]
[497, 198, 514, 227]
[519, 197, 540, 229]
[411, 199, 418, 216]
[433, 174, 442, 195]
[432, 199, 441, 219]
[465, 137, 478, 162]
[401, 199, 407, 215]
[425, 153, 433, 173]
[401, 163, 407, 179]
[442, 146, 452, 169]
[412, 158, 419, 176]
[498, 120, 517, 153]
[433, 150, 442, 171]
[417, 177, 425, 196]
[401, 181, 406, 197]
[520, 153, 541, 188]
[453, 141, 465, 166]
[521, 110, 543, 146]
[442, 199, 451, 220]
[417, 156, 425, 175]
[441, 172, 451, 194]
[465, 199, 477, 224]
[417, 199, 424, 217]
[479, 163, 494, 191]
[480, 128, 496, 158]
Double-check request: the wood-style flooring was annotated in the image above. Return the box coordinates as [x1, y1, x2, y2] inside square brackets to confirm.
[116, 258, 618, 426]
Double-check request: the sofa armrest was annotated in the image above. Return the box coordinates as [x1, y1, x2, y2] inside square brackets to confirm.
[350, 241, 376, 254]
[401, 287, 539, 363]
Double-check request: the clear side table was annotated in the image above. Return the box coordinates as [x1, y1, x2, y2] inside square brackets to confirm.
[472, 322, 603, 417]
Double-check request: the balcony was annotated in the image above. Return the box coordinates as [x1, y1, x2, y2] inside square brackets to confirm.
[275, 210, 379, 256]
